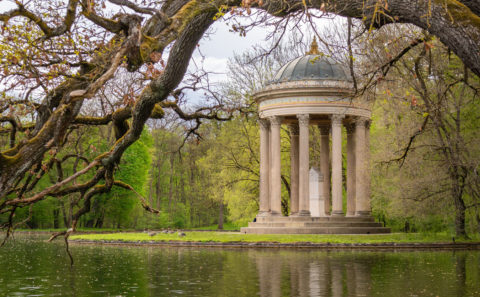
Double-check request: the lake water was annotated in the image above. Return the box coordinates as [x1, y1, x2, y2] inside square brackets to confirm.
[0, 234, 479, 297]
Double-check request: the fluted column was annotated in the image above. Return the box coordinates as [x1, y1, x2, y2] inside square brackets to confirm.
[346, 123, 356, 216]
[365, 121, 372, 214]
[331, 114, 344, 216]
[258, 119, 270, 216]
[297, 114, 310, 216]
[319, 125, 331, 216]
[355, 117, 370, 216]
[269, 116, 282, 216]
[289, 124, 300, 215]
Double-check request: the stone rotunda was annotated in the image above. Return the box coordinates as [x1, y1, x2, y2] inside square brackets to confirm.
[241, 41, 390, 234]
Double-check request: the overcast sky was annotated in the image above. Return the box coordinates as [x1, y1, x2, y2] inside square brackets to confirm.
[190, 18, 270, 85]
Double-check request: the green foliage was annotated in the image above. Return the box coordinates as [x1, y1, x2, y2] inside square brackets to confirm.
[190, 222, 245, 230]
[369, 36, 480, 235]
[7, 126, 153, 230]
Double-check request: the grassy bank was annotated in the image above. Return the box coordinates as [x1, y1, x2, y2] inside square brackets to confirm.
[70, 232, 479, 244]
[16, 228, 136, 233]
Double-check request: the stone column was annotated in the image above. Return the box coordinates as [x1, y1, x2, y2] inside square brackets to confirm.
[289, 124, 300, 215]
[319, 125, 331, 215]
[331, 114, 344, 216]
[258, 119, 270, 217]
[346, 123, 356, 216]
[269, 116, 282, 216]
[355, 117, 371, 216]
[365, 121, 372, 213]
[297, 114, 310, 216]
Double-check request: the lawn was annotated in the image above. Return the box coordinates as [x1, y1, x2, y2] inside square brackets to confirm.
[69, 231, 479, 244]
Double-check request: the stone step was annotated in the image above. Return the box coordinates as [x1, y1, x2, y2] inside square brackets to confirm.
[255, 216, 376, 223]
[240, 226, 391, 234]
[247, 222, 383, 228]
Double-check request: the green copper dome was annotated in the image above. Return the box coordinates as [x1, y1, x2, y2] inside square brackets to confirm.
[270, 55, 352, 84]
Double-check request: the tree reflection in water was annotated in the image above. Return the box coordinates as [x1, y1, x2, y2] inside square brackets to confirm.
[1, 235, 479, 297]
[250, 249, 479, 297]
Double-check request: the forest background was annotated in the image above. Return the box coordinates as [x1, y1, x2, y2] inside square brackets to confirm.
[1, 4, 480, 236]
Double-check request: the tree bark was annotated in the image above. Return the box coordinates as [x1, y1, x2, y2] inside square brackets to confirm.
[262, 0, 480, 77]
[53, 208, 60, 229]
[453, 181, 467, 237]
[218, 202, 224, 230]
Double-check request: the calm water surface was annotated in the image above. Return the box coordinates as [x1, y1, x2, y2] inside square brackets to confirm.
[0, 234, 479, 297]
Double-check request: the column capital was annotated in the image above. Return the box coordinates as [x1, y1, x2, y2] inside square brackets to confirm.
[355, 116, 368, 127]
[330, 114, 345, 126]
[297, 114, 309, 126]
[288, 124, 299, 135]
[258, 118, 270, 130]
[269, 116, 282, 127]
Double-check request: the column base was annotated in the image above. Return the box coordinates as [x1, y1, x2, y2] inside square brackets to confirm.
[331, 210, 344, 217]
[346, 211, 356, 217]
[269, 211, 282, 216]
[256, 211, 270, 217]
[290, 211, 310, 217]
[355, 211, 371, 217]
[296, 210, 311, 217]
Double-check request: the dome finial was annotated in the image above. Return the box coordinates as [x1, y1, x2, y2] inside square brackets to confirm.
[306, 36, 320, 55]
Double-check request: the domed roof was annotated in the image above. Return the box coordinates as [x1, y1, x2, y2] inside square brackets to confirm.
[270, 55, 352, 84]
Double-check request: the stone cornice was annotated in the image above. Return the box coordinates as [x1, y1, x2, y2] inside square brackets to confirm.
[259, 105, 372, 119]
[255, 80, 354, 103]
[264, 79, 354, 91]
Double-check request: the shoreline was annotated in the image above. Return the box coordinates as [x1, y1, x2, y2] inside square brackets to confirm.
[69, 239, 480, 250]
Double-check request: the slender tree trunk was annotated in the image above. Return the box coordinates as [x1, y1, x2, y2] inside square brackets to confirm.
[85, 218, 95, 228]
[68, 198, 74, 227]
[53, 208, 59, 229]
[95, 210, 104, 228]
[60, 201, 68, 227]
[155, 153, 166, 208]
[218, 202, 224, 230]
[452, 181, 467, 238]
[168, 153, 174, 214]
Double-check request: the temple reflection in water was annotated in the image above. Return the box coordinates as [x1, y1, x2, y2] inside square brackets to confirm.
[252, 250, 372, 297]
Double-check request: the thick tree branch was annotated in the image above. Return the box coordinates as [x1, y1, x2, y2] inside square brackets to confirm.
[0, 0, 79, 38]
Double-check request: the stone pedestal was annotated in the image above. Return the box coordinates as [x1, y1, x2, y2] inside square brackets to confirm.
[241, 216, 390, 234]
